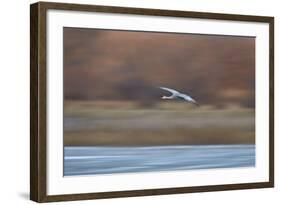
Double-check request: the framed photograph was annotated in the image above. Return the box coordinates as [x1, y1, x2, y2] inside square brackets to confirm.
[30, 1, 274, 202]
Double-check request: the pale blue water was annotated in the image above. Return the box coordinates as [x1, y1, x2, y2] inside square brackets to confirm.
[64, 145, 255, 176]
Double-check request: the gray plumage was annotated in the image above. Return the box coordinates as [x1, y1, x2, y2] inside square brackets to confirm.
[159, 87, 198, 106]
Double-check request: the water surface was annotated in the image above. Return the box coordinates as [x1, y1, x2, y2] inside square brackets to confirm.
[64, 145, 255, 176]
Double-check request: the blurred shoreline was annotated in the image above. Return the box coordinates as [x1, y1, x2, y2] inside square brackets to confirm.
[64, 100, 255, 146]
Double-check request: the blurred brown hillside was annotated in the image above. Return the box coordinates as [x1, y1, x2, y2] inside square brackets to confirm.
[64, 28, 255, 108]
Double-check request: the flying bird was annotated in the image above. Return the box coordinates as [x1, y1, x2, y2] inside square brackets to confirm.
[159, 87, 199, 106]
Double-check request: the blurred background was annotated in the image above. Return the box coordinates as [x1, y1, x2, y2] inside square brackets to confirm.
[63, 27, 255, 146]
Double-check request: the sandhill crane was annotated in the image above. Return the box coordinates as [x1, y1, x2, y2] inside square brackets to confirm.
[159, 87, 199, 106]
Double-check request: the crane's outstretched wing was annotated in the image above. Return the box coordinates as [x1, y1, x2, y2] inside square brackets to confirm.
[159, 87, 180, 95]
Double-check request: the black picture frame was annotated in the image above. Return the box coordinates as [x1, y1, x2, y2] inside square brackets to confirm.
[30, 1, 274, 202]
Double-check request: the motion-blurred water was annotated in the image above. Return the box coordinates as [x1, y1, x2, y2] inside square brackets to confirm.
[64, 145, 255, 176]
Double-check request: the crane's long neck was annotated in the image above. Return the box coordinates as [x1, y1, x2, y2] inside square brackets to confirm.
[162, 96, 173, 99]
